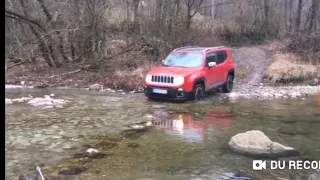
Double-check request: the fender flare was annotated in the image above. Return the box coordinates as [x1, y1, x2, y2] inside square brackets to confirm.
[193, 77, 207, 90]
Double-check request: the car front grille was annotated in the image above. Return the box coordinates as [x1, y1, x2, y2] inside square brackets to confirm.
[151, 75, 174, 84]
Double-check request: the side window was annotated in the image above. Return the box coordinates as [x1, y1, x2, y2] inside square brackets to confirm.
[206, 52, 217, 65]
[217, 50, 227, 64]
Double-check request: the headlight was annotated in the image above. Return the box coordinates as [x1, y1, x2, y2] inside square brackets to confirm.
[145, 74, 152, 83]
[174, 76, 184, 86]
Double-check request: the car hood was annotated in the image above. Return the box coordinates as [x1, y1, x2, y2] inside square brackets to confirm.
[147, 66, 200, 77]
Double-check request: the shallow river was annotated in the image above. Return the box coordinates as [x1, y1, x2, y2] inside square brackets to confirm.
[5, 88, 320, 180]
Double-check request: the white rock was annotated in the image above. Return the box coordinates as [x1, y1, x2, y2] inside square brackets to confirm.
[87, 148, 99, 154]
[11, 97, 33, 103]
[132, 125, 144, 129]
[5, 98, 12, 104]
[228, 130, 299, 158]
[145, 121, 152, 126]
[42, 105, 54, 109]
[106, 88, 113, 92]
[274, 93, 283, 99]
[27, 96, 68, 107]
[49, 93, 55, 97]
[144, 114, 154, 119]
[89, 84, 103, 91]
[121, 92, 126, 95]
[20, 81, 25, 85]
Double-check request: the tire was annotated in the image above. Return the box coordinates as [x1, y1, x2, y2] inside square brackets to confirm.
[193, 84, 205, 101]
[222, 74, 234, 93]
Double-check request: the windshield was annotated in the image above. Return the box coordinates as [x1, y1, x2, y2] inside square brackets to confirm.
[163, 52, 203, 68]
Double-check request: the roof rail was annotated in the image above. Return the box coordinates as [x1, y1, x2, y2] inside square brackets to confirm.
[173, 46, 200, 51]
[202, 46, 225, 52]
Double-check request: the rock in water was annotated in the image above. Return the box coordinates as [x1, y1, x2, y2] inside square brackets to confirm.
[5, 98, 12, 104]
[89, 84, 103, 91]
[228, 130, 300, 158]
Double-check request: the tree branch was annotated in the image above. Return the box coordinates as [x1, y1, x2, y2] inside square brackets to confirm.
[5, 9, 46, 32]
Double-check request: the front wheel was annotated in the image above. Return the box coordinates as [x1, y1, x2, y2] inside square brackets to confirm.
[222, 74, 234, 93]
[193, 84, 205, 101]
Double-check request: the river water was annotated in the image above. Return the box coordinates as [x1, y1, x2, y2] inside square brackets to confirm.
[5, 88, 320, 180]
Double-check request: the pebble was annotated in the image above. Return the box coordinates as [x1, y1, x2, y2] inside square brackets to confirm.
[62, 144, 73, 149]
[34, 134, 41, 138]
[86, 148, 99, 153]
[52, 135, 63, 139]
[228, 85, 320, 100]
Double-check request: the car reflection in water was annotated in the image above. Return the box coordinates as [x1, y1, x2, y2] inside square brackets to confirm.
[152, 109, 233, 143]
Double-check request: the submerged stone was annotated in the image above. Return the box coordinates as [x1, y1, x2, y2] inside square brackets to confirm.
[278, 126, 311, 135]
[127, 142, 139, 148]
[58, 166, 87, 175]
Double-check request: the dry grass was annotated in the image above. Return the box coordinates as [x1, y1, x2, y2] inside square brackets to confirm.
[265, 53, 320, 83]
[102, 62, 157, 90]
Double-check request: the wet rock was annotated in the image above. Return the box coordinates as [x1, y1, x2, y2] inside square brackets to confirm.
[49, 175, 79, 180]
[12, 138, 31, 146]
[58, 166, 87, 175]
[278, 126, 311, 135]
[27, 95, 68, 107]
[151, 109, 169, 119]
[86, 148, 99, 153]
[310, 78, 319, 86]
[228, 130, 300, 158]
[5, 98, 12, 104]
[309, 170, 320, 180]
[34, 82, 49, 89]
[127, 142, 139, 148]
[152, 105, 165, 109]
[12, 96, 33, 103]
[72, 151, 107, 159]
[144, 114, 154, 119]
[121, 124, 150, 139]
[52, 135, 63, 139]
[89, 84, 103, 91]
[95, 140, 118, 150]
[145, 121, 152, 126]
[18, 173, 39, 180]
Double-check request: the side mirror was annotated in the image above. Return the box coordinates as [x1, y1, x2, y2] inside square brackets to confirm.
[208, 62, 217, 68]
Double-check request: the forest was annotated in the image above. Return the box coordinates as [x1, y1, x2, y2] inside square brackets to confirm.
[5, 0, 320, 89]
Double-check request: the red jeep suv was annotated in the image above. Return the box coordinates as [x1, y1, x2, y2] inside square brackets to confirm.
[143, 46, 235, 101]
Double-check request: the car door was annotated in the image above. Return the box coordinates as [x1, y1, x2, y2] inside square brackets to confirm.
[214, 50, 228, 84]
[205, 52, 219, 87]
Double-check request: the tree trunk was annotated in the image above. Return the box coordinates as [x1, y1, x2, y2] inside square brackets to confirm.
[264, 0, 269, 35]
[36, 0, 68, 63]
[133, 0, 140, 33]
[155, 0, 162, 36]
[295, 0, 303, 32]
[17, 0, 57, 67]
[308, 0, 319, 35]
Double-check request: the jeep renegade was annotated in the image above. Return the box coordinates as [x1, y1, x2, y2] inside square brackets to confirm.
[143, 46, 235, 101]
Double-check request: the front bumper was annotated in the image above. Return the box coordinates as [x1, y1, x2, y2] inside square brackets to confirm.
[144, 86, 193, 100]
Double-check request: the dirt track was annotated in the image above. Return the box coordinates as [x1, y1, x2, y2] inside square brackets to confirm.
[232, 45, 274, 86]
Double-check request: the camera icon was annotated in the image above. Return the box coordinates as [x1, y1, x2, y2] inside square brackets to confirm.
[252, 160, 266, 170]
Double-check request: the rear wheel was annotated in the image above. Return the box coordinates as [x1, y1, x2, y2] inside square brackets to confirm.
[193, 84, 205, 101]
[222, 74, 234, 93]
